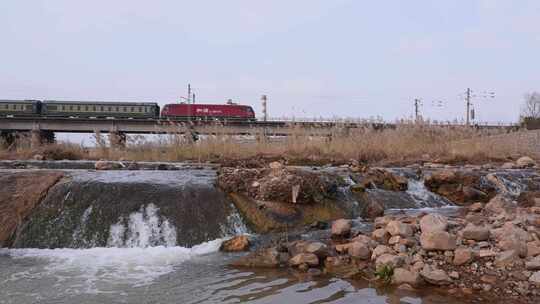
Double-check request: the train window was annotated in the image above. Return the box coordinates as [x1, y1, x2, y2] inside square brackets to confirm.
[61, 105, 65, 111]
[108, 106, 112, 112]
[26, 105, 32, 110]
[93, 106, 96, 111]
[131, 107, 134, 112]
[100, 106, 104, 111]
[115, 106, 119, 112]
[69, 105, 73, 111]
[84, 105, 88, 111]
[47, 105, 57, 111]
[144, 107, 148, 113]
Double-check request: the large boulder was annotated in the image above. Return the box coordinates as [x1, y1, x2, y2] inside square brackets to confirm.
[493, 222, 530, 257]
[0, 171, 64, 247]
[375, 254, 405, 268]
[517, 191, 540, 208]
[331, 219, 352, 237]
[420, 231, 457, 251]
[419, 214, 448, 233]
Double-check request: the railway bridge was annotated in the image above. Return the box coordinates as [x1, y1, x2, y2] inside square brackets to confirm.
[0, 117, 519, 147]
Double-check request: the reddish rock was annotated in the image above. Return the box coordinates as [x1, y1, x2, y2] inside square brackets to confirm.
[461, 223, 490, 241]
[419, 214, 448, 233]
[392, 268, 422, 287]
[349, 241, 371, 260]
[289, 253, 319, 267]
[420, 231, 456, 251]
[386, 221, 413, 237]
[220, 235, 250, 252]
[453, 247, 473, 266]
[420, 265, 452, 286]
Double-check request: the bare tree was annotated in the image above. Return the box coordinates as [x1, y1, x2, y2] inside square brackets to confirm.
[521, 92, 540, 119]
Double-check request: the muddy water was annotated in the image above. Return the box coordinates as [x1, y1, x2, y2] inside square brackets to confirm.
[1, 165, 534, 303]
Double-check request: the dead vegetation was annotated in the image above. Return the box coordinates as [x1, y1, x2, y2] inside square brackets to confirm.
[0, 122, 537, 165]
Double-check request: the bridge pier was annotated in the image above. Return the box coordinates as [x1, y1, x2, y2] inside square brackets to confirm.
[30, 130, 55, 148]
[0, 131, 15, 148]
[109, 132, 127, 149]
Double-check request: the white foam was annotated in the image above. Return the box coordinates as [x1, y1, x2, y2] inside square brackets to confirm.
[107, 204, 177, 248]
[0, 239, 224, 292]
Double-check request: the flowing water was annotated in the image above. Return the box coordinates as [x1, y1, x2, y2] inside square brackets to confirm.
[3, 166, 533, 303]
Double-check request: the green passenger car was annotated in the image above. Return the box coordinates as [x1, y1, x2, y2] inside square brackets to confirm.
[0, 100, 41, 117]
[41, 100, 160, 119]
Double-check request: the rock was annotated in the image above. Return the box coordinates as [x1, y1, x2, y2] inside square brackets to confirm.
[269, 161, 284, 170]
[392, 268, 421, 286]
[526, 256, 540, 270]
[386, 221, 413, 237]
[469, 202, 484, 212]
[494, 250, 519, 268]
[305, 242, 329, 258]
[453, 247, 473, 266]
[362, 200, 385, 219]
[95, 160, 121, 170]
[126, 162, 140, 170]
[420, 231, 457, 251]
[0, 171, 64, 246]
[494, 222, 530, 257]
[289, 253, 319, 267]
[485, 195, 515, 214]
[287, 240, 310, 257]
[220, 235, 250, 252]
[478, 249, 497, 258]
[230, 247, 281, 268]
[449, 271, 460, 279]
[516, 156, 537, 168]
[480, 275, 498, 285]
[349, 241, 371, 260]
[372, 228, 390, 244]
[420, 214, 448, 233]
[529, 271, 540, 285]
[420, 265, 452, 286]
[33, 154, 44, 161]
[528, 242, 540, 257]
[331, 219, 352, 237]
[372, 245, 393, 260]
[375, 254, 404, 268]
[461, 223, 490, 241]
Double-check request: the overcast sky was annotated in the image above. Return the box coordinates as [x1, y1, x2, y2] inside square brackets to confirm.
[1, 0, 539, 124]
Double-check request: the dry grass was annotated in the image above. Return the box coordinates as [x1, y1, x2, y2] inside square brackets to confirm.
[1, 122, 537, 165]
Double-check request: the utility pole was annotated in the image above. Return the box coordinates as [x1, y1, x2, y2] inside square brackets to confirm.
[261, 95, 268, 122]
[192, 93, 196, 104]
[187, 84, 191, 104]
[414, 98, 421, 122]
[465, 88, 471, 126]
[463, 88, 494, 126]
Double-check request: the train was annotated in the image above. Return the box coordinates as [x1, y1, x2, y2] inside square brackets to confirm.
[0, 99, 256, 122]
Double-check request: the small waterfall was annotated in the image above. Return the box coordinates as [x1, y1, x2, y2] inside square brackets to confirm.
[70, 206, 97, 248]
[107, 204, 177, 248]
[406, 178, 453, 208]
[220, 205, 249, 236]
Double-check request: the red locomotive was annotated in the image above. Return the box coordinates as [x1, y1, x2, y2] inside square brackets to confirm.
[161, 101, 256, 122]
